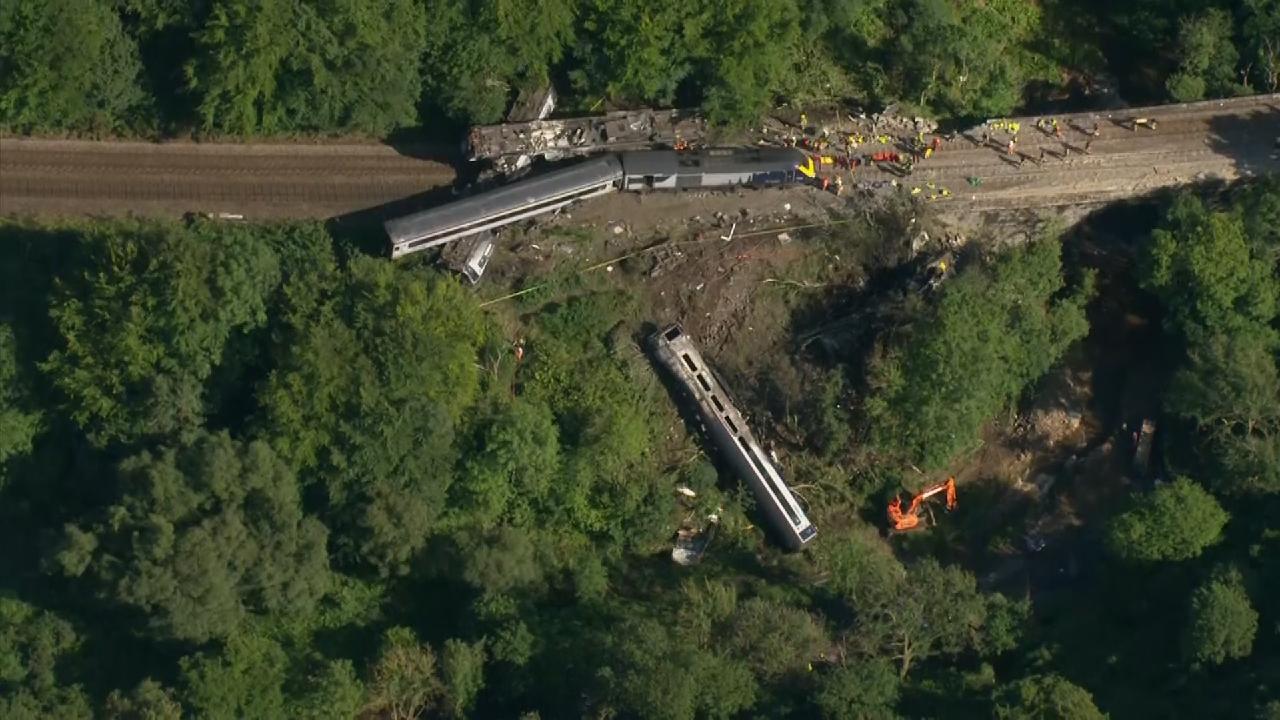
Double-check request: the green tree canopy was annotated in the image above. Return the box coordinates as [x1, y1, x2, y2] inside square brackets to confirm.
[0, 324, 41, 470]
[364, 627, 446, 720]
[606, 615, 758, 720]
[1184, 566, 1259, 665]
[179, 633, 289, 719]
[0, 0, 147, 132]
[103, 679, 182, 720]
[1143, 187, 1280, 495]
[1105, 477, 1228, 562]
[454, 398, 562, 529]
[41, 219, 281, 447]
[516, 292, 669, 551]
[186, 0, 428, 134]
[994, 673, 1106, 720]
[260, 257, 486, 575]
[698, 0, 802, 126]
[1241, 0, 1280, 92]
[820, 528, 1024, 680]
[1143, 194, 1278, 342]
[867, 238, 1091, 469]
[420, 0, 576, 125]
[0, 597, 92, 720]
[572, 0, 704, 106]
[50, 431, 330, 642]
[816, 658, 900, 720]
[1165, 9, 1242, 101]
[886, 0, 1055, 119]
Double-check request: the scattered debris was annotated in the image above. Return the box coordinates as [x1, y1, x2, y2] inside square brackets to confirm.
[439, 232, 496, 285]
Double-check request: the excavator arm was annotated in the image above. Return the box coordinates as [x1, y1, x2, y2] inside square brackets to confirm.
[887, 476, 957, 531]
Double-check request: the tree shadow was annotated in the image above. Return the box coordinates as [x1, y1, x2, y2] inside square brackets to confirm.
[1205, 102, 1280, 179]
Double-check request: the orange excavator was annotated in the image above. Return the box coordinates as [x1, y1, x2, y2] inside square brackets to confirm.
[887, 476, 957, 531]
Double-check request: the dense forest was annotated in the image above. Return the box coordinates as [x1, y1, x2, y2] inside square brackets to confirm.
[0, 0, 1278, 136]
[1, 174, 1278, 716]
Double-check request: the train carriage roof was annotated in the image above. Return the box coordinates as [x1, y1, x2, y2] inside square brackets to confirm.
[385, 154, 623, 248]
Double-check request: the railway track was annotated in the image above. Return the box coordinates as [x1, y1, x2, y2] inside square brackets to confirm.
[0, 95, 1276, 221]
[0, 138, 457, 220]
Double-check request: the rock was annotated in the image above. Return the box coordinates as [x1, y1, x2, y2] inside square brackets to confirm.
[1029, 407, 1083, 447]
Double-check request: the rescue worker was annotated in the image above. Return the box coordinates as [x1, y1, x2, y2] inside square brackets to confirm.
[1038, 147, 1047, 165]
[834, 176, 844, 195]
[1084, 139, 1093, 154]
[931, 136, 942, 153]
[1052, 119, 1063, 139]
[1007, 138, 1017, 155]
[800, 112, 808, 129]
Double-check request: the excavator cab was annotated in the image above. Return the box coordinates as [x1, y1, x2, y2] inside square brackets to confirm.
[887, 476, 957, 531]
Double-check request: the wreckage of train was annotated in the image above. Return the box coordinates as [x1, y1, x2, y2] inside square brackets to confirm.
[385, 147, 808, 259]
[650, 324, 817, 551]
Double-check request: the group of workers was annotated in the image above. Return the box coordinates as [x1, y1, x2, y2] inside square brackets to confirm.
[791, 114, 955, 199]
[786, 108, 1166, 199]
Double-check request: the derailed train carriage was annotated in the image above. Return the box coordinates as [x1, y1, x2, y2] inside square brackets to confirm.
[385, 148, 808, 259]
[649, 324, 817, 551]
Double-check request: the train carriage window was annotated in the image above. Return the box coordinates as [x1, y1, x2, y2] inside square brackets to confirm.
[665, 327, 683, 341]
[710, 395, 725, 412]
[738, 438, 801, 525]
[696, 374, 712, 392]
[682, 354, 698, 372]
[724, 416, 739, 434]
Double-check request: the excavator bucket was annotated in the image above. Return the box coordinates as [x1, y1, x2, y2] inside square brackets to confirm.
[886, 476, 957, 532]
[886, 496, 921, 531]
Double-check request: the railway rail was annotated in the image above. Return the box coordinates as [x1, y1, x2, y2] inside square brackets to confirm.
[1, 95, 1277, 221]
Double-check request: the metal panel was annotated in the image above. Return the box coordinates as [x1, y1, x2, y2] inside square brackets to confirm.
[619, 148, 807, 190]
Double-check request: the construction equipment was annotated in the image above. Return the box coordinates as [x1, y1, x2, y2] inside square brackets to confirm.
[887, 476, 957, 531]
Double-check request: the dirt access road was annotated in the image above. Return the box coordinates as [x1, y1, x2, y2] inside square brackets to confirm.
[1, 95, 1276, 222]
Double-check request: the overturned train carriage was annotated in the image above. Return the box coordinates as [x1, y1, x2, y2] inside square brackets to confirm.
[649, 324, 817, 551]
[385, 148, 808, 259]
[386, 155, 623, 259]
